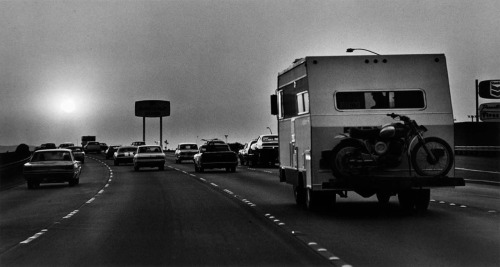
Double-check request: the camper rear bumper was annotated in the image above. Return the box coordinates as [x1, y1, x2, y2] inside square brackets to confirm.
[321, 176, 465, 191]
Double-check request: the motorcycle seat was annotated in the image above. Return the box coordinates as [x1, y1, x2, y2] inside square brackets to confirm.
[349, 127, 380, 139]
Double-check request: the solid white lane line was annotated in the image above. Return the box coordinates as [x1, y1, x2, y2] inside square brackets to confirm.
[456, 167, 500, 175]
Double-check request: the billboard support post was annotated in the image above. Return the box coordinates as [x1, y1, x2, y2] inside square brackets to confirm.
[476, 79, 479, 123]
[143, 117, 146, 142]
[135, 100, 170, 146]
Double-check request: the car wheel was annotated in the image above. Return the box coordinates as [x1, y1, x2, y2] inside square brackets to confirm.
[231, 166, 236, 173]
[414, 189, 430, 211]
[159, 165, 164, 171]
[134, 165, 139, 171]
[27, 181, 34, 189]
[376, 192, 391, 205]
[226, 167, 231, 172]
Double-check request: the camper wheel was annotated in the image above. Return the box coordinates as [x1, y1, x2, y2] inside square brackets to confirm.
[293, 185, 306, 206]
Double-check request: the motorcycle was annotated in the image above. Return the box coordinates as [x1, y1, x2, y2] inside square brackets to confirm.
[331, 113, 454, 178]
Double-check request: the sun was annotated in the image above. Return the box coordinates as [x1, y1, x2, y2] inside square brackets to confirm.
[60, 98, 76, 113]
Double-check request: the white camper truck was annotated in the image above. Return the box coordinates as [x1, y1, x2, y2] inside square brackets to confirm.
[271, 54, 464, 211]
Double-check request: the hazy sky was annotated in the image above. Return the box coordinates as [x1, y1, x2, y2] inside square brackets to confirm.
[1, 0, 499, 147]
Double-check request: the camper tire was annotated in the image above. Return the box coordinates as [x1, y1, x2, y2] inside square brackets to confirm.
[376, 192, 392, 205]
[293, 185, 306, 206]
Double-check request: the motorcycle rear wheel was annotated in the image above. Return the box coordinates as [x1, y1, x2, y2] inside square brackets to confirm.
[331, 142, 364, 178]
[411, 137, 454, 177]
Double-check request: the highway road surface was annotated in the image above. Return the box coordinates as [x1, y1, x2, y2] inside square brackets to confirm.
[1, 154, 498, 266]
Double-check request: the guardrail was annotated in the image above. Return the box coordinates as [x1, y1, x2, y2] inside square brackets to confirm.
[0, 157, 31, 172]
[455, 146, 500, 156]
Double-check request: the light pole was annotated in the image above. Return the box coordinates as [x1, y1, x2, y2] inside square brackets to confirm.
[346, 48, 381, 55]
[266, 127, 272, 134]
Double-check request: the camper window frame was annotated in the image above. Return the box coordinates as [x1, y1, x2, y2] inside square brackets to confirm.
[297, 91, 309, 115]
[333, 89, 427, 111]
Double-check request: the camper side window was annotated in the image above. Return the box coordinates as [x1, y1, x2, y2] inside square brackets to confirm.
[335, 90, 426, 110]
[297, 92, 309, 114]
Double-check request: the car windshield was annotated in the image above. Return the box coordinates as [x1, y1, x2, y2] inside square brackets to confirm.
[138, 146, 161, 153]
[203, 145, 230, 152]
[70, 147, 82, 152]
[180, 144, 197, 150]
[262, 136, 278, 142]
[119, 147, 137, 153]
[31, 151, 72, 162]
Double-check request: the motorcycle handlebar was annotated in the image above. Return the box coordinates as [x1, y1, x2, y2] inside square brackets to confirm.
[387, 113, 410, 122]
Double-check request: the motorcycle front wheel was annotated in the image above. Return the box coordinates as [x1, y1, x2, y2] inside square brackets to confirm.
[411, 137, 454, 177]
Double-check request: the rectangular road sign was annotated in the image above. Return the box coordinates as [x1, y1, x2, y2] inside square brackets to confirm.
[479, 102, 500, 122]
[135, 100, 170, 117]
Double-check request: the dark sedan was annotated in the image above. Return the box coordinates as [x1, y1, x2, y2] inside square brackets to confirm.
[67, 146, 85, 163]
[23, 149, 82, 189]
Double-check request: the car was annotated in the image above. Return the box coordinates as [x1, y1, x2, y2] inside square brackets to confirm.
[114, 146, 137, 166]
[249, 134, 279, 166]
[174, 143, 198, 163]
[193, 141, 238, 173]
[23, 149, 82, 189]
[35, 143, 57, 151]
[84, 141, 101, 154]
[106, 145, 120, 159]
[133, 145, 166, 171]
[58, 142, 75, 149]
[239, 139, 257, 166]
[67, 146, 85, 163]
[100, 143, 108, 152]
[131, 141, 146, 146]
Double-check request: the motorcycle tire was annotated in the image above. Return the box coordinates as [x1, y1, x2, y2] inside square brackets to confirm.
[411, 136, 454, 177]
[330, 142, 364, 179]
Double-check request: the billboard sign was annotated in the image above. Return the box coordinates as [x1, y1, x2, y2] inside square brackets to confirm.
[479, 102, 500, 122]
[478, 80, 500, 99]
[135, 100, 170, 117]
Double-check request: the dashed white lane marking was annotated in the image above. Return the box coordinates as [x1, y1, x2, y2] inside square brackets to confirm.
[20, 229, 48, 244]
[432, 199, 497, 212]
[223, 189, 234, 195]
[63, 210, 79, 219]
[169, 167, 351, 266]
[20, 156, 113, 245]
